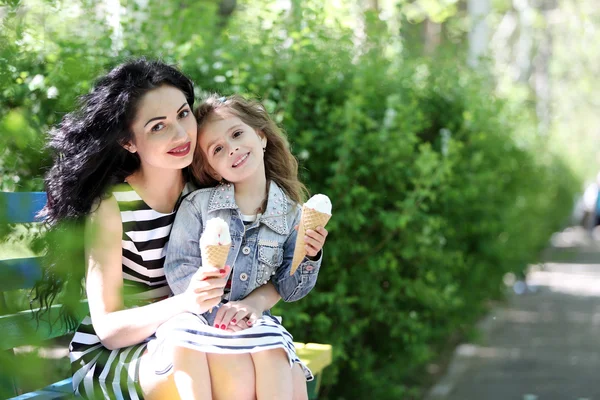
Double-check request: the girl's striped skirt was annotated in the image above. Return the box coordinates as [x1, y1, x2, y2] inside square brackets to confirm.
[149, 312, 313, 379]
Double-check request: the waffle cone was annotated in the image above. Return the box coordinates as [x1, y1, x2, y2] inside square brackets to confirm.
[201, 244, 230, 269]
[201, 243, 230, 313]
[290, 206, 331, 275]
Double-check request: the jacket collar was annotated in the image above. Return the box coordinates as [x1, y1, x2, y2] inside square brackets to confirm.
[207, 182, 237, 212]
[207, 181, 291, 235]
[259, 181, 290, 235]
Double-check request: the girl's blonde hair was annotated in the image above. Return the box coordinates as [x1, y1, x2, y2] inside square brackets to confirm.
[192, 94, 308, 205]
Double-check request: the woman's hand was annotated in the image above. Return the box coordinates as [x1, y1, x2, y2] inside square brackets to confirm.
[178, 265, 229, 315]
[213, 298, 262, 331]
[302, 226, 328, 258]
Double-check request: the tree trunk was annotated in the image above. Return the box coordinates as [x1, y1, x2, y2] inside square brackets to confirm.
[513, 0, 534, 83]
[467, 0, 491, 67]
[532, 0, 557, 136]
[424, 19, 442, 55]
[367, 0, 378, 10]
[217, 0, 236, 29]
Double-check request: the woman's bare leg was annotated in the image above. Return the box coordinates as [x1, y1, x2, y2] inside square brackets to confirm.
[251, 348, 293, 400]
[291, 364, 308, 400]
[207, 353, 256, 400]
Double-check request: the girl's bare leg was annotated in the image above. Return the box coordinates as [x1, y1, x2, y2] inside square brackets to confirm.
[251, 348, 293, 400]
[138, 347, 201, 400]
[171, 346, 213, 399]
[139, 345, 212, 400]
[207, 353, 256, 400]
[291, 364, 308, 400]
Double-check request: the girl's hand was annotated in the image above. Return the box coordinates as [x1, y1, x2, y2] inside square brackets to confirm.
[301, 226, 328, 258]
[213, 299, 262, 331]
[225, 318, 252, 333]
[179, 265, 229, 315]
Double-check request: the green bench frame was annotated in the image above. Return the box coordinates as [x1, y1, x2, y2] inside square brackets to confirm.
[0, 191, 332, 399]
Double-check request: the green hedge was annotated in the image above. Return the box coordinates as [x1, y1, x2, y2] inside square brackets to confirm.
[1, 2, 578, 398]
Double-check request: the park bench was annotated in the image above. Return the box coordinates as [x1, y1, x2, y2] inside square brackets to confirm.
[0, 191, 332, 399]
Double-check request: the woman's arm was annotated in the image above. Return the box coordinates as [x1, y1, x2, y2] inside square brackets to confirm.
[85, 196, 225, 350]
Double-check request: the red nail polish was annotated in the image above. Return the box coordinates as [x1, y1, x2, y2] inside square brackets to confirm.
[221, 324, 226, 330]
[231, 319, 237, 324]
[247, 320, 253, 326]
[220, 268, 226, 274]
[214, 324, 219, 328]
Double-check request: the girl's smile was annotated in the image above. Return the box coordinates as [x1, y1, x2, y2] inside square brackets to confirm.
[232, 152, 250, 168]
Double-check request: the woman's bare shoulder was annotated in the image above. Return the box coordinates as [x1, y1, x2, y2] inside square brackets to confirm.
[86, 194, 122, 237]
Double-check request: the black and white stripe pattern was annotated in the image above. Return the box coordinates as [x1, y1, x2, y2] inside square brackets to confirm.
[69, 183, 192, 399]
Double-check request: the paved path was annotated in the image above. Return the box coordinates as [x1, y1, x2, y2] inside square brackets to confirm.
[427, 227, 600, 400]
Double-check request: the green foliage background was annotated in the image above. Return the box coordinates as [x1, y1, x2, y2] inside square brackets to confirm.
[0, 0, 580, 398]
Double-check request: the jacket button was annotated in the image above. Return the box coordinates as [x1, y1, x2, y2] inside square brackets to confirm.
[305, 265, 314, 272]
[242, 246, 251, 255]
[240, 272, 248, 281]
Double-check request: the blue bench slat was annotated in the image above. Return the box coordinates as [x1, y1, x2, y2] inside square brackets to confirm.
[6, 378, 73, 399]
[0, 257, 43, 291]
[0, 192, 47, 224]
[43, 378, 73, 394]
[8, 389, 71, 399]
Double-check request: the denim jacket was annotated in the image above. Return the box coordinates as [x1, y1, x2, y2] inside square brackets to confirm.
[164, 181, 322, 317]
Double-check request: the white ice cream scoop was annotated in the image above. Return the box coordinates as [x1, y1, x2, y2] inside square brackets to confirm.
[200, 217, 232, 247]
[304, 194, 332, 215]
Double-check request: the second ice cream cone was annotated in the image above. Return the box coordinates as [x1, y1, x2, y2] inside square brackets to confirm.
[290, 206, 331, 275]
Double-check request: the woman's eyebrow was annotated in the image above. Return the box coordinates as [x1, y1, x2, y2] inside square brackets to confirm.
[144, 103, 188, 127]
[144, 116, 165, 127]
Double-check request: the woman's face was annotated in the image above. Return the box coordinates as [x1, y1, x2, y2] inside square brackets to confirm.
[198, 111, 267, 185]
[127, 85, 197, 171]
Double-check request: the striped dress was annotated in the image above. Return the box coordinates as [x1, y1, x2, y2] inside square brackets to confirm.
[69, 183, 312, 399]
[69, 182, 193, 399]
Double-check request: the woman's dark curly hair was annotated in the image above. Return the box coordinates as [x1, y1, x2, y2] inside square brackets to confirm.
[31, 58, 195, 327]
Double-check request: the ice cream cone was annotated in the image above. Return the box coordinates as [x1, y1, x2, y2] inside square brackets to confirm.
[202, 244, 230, 269]
[201, 243, 230, 313]
[290, 206, 331, 275]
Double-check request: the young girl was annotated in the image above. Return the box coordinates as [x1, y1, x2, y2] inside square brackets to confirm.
[163, 94, 328, 399]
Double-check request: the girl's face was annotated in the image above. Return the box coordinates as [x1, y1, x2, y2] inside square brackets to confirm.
[127, 85, 196, 171]
[198, 111, 267, 185]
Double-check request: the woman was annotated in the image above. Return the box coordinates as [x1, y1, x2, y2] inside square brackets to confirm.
[34, 58, 287, 399]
